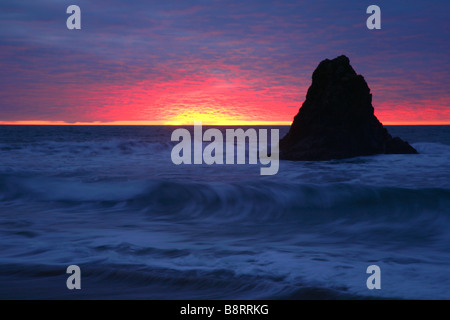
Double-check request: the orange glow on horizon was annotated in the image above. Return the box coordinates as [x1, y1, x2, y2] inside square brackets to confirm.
[0, 120, 293, 126]
[1, 120, 449, 126]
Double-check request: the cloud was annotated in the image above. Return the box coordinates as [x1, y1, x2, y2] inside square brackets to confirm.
[0, 0, 448, 123]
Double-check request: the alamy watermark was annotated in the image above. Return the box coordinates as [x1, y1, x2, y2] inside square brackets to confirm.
[366, 5, 381, 30]
[66, 5, 81, 30]
[66, 5, 380, 31]
[66, 265, 81, 290]
[170, 121, 279, 175]
[366, 265, 381, 290]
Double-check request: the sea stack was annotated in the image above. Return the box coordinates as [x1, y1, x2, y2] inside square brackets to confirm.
[279, 55, 417, 160]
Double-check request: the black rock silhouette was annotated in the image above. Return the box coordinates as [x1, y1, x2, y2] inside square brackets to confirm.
[280, 55, 417, 160]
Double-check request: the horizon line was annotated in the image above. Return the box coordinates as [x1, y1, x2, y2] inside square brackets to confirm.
[0, 120, 450, 126]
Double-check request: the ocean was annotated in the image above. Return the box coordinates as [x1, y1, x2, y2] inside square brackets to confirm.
[0, 125, 449, 299]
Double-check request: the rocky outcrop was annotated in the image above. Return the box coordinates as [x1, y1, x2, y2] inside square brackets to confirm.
[280, 55, 417, 160]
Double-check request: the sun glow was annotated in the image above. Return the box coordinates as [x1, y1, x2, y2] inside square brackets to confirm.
[162, 107, 235, 125]
[160, 106, 290, 126]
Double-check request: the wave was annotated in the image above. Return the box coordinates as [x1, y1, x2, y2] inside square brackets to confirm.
[1, 127, 450, 300]
[0, 139, 174, 156]
[412, 142, 450, 154]
[0, 140, 448, 156]
[0, 261, 369, 299]
[1, 176, 449, 300]
[1, 174, 449, 223]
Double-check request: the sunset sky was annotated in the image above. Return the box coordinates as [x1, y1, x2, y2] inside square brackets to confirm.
[0, 0, 449, 125]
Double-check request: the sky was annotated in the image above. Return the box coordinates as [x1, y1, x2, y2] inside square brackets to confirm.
[0, 0, 449, 125]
